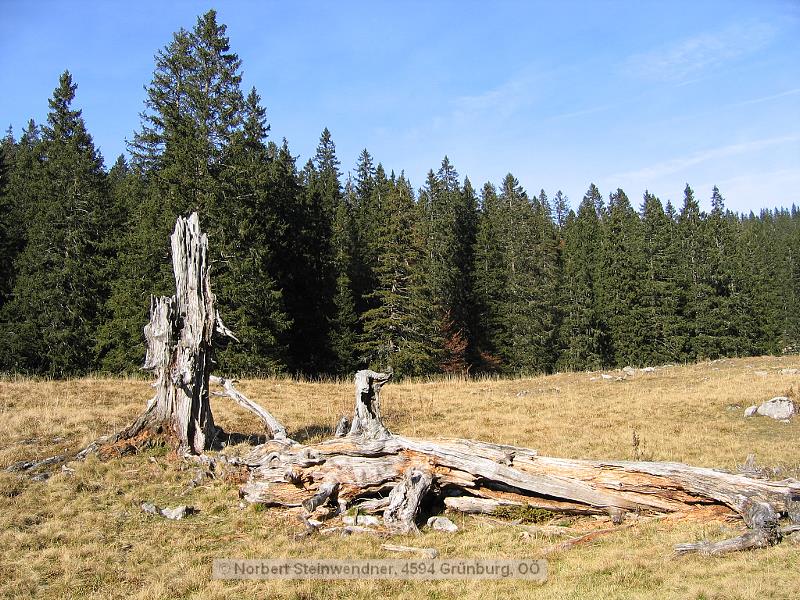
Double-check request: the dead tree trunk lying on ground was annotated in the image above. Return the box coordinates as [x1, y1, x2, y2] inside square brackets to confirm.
[8, 213, 799, 555]
[237, 409, 800, 553]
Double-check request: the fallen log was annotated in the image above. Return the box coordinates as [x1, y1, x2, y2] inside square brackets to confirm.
[238, 372, 799, 552]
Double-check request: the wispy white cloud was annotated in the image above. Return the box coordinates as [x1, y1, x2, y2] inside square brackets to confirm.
[610, 134, 800, 182]
[450, 70, 543, 123]
[728, 87, 800, 108]
[623, 22, 776, 83]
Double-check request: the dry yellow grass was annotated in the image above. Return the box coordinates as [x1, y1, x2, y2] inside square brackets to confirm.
[1, 356, 798, 599]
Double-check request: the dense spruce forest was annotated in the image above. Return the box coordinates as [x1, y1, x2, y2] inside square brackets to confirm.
[1, 11, 798, 379]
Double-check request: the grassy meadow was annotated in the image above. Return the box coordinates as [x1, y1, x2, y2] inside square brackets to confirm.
[1, 355, 798, 599]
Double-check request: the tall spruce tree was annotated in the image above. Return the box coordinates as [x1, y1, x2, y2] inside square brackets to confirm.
[557, 184, 608, 370]
[692, 186, 742, 358]
[676, 184, 707, 360]
[350, 148, 378, 319]
[639, 191, 682, 364]
[472, 182, 508, 370]
[102, 10, 294, 373]
[328, 178, 360, 374]
[359, 174, 440, 375]
[1, 72, 108, 375]
[0, 128, 17, 311]
[416, 157, 478, 372]
[601, 188, 647, 366]
[497, 176, 558, 373]
[212, 89, 291, 374]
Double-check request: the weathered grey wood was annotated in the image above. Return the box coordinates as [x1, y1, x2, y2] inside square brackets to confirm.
[303, 480, 339, 512]
[348, 370, 392, 440]
[210, 375, 288, 440]
[383, 467, 433, 533]
[334, 415, 350, 437]
[444, 496, 524, 514]
[674, 529, 774, 555]
[239, 429, 800, 552]
[69, 214, 240, 462]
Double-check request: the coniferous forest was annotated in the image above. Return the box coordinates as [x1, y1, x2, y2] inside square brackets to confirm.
[1, 11, 799, 379]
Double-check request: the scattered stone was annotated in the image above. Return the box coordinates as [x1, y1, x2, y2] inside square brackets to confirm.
[515, 390, 529, 397]
[780, 368, 798, 375]
[427, 516, 458, 532]
[343, 514, 381, 527]
[622, 366, 636, 377]
[745, 397, 795, 420]
[640, 367, 656, 373]
[141, 502, 195, 520]
[754, 370, 769, 376]
[601, 374, 614, 380]
[757, 397, 795, 420]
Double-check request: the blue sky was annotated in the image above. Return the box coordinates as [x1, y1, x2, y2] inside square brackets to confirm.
[2, 0, 799, 213]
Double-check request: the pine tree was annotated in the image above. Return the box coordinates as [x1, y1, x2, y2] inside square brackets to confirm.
[601, 188, 647, 366]
[553, 190, 569, 230]
[328, 178, 359, 374]
[639, 191, 682, 364]
[472, 182, 507, 370]
[1, 72, 108, 375]
[497, 176, 558, 372]
[102, 10, 293, 374]
[350, 148, 378, 319]
[692, 186, 742, 358]
[557, 184, 608, 370]
[212, 88, 291, 374]
[416, 157, 478, 372]
[0, 127, 17, 310]
[676, 184, 707, 360]
[359, 174, 440, 375]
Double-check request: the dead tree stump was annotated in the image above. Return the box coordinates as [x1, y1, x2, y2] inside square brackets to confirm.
[348, 370, 392, 440]
[77, 213, 281, 459]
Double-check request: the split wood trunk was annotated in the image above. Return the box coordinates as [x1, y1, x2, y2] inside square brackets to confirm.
[238, 371, 799, 550]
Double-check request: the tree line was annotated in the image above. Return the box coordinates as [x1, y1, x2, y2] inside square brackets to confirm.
[1, 11, 798, 378]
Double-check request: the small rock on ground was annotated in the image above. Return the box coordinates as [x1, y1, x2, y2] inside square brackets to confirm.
[427, 516, 458, 532]
[141, 502, 195, 520]
[343, 514, 381, 526]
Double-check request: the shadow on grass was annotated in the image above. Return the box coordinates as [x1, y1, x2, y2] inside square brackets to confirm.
[292, 423, 335, 444]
